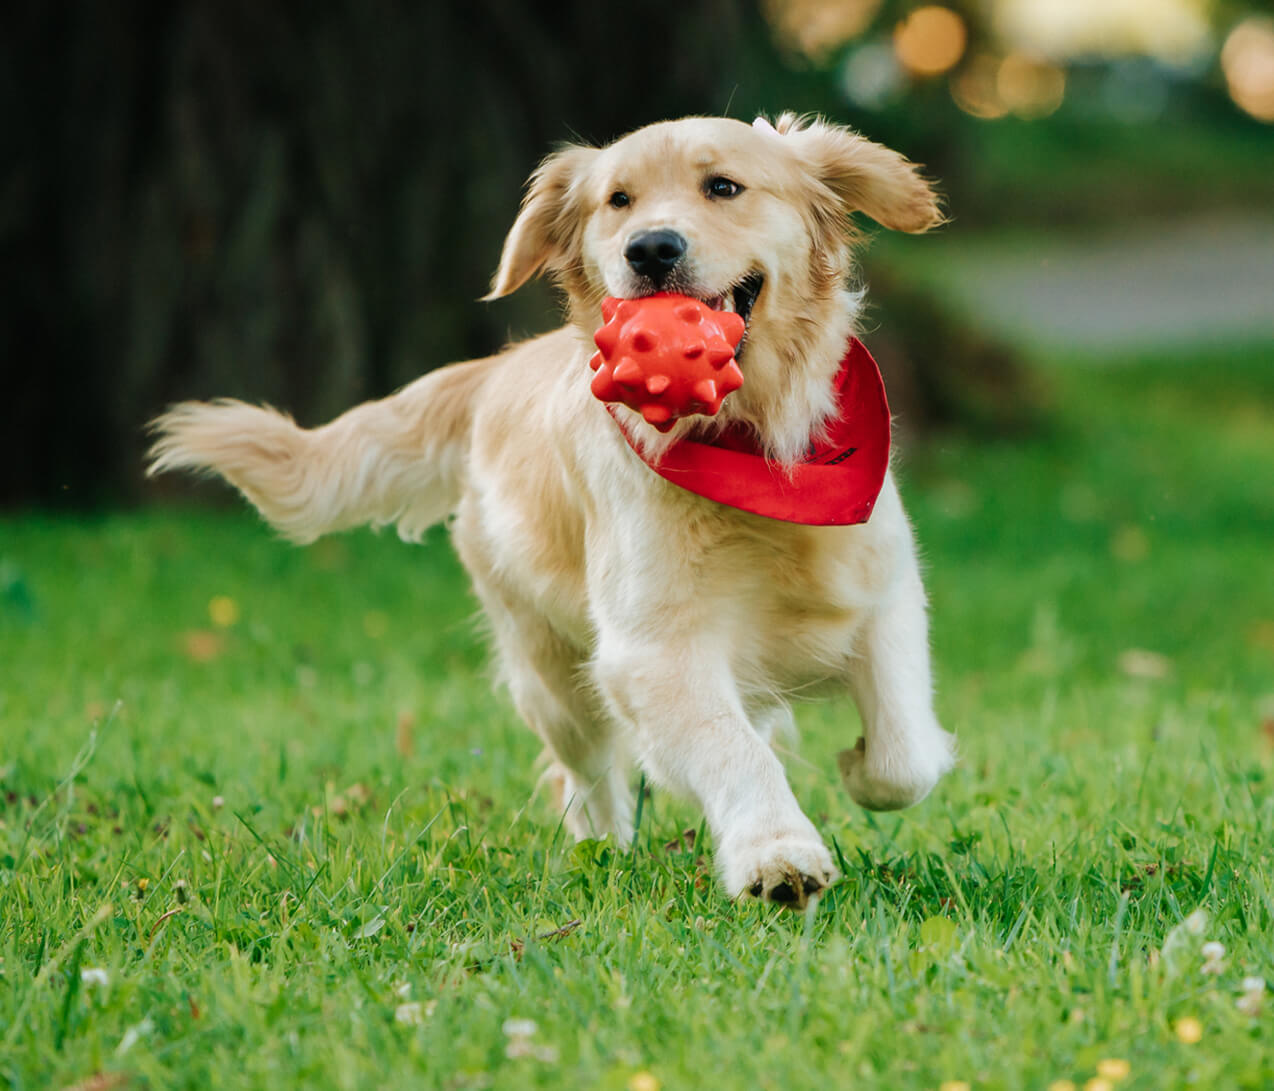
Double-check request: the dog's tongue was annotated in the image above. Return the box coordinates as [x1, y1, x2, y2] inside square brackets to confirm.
[589, 294, 746, 431]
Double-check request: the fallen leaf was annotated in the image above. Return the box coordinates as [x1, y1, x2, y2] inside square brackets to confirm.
[180, 630, 224, 663]
[396, 710, 415, 757]
[1246, 620, 1274, 652]
[57, 1074, 129, 1091]
[663, 828, 697, 853]
[1118, 648, 1171, 680]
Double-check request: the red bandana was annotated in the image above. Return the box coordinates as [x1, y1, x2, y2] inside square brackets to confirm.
[609, 337, 890, 526]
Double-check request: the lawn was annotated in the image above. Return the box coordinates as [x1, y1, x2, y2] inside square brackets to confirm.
[2, 341, 1272, 1090]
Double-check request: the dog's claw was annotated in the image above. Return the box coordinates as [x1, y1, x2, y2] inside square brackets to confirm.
[727, 832, 837, 910]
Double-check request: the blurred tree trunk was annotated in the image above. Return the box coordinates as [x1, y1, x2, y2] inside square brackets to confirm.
[0, 0, 1029, 505]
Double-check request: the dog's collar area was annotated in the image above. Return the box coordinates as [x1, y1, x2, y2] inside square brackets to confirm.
[608, 337, 891, 526]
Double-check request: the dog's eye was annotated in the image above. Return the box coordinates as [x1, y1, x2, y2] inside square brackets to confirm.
[706, 177, 743, 199]
[609, 191, 631, 209]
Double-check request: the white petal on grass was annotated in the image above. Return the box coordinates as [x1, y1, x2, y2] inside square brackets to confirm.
[1118, 648, 1172, 679]
[394, 1002, 421, 1025]
[116, 1018, 154, 1056]
[1160, 911, 1209, 976]
[502, 1018, 538, 1039]
[80, 968, 110, 987]
[395, 1001, 434, 1025]
[1237, 992, 1263, 1016]
[504, 1039, 560, 1062]
[1201, 941, 1225, 961]
[1241, 976, 1266, 994]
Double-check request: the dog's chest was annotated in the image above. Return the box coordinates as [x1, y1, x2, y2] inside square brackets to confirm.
[728, 520, 891, 680]
[579, 435, 905, 677]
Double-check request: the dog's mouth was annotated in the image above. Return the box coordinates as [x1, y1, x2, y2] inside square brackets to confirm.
[621, 271, 765, 332]
[699, 272, 765, 331]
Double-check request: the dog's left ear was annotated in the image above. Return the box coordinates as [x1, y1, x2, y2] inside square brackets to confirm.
[775, 115, 943, 233]
[484, 144, 598, 300]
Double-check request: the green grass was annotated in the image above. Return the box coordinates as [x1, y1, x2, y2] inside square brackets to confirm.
[2, 341, 1273, 1090]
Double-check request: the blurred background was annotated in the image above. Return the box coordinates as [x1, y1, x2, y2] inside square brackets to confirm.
[2, 0, 1271, 505]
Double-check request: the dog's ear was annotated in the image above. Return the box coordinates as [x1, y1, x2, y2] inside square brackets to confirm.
[774, 114, 943, 234]
[484, 144, 598, 300]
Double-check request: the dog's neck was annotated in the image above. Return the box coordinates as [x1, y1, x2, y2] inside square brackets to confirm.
[604, 333, 891, 525]
[719, 289, 863, 465]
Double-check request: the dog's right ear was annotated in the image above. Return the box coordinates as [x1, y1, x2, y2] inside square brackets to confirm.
[484, 145, 598, 300]
[772, 113, 944, 235]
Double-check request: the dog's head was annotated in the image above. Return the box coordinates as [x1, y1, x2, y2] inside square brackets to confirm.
[487, 115, 942, 462]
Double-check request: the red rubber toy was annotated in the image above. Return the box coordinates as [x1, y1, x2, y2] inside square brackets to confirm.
[589, 294, 747, 431]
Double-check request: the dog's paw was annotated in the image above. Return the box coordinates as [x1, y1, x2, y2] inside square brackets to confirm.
[720, 830, 838, 909]
[837, 733, 955, 811]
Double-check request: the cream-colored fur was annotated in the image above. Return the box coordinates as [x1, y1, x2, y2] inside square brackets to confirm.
[149, 114, 956, 907]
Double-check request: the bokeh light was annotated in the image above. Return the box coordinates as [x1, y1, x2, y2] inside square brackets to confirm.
[950, 53, 1066, 120]
[951, 54, 1010, 119]
[997, 53, 1067, 118]
[995, 0, 1211, 62]
[763, 0, 882, 61]
[1222, 17, 1274, 122]
[1100, 59, 1171, 123]
[841, 42, 906, 110]
[894, 6, 968, 77]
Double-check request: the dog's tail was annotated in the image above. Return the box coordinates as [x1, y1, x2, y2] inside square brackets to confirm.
[146, 359, 491, 543]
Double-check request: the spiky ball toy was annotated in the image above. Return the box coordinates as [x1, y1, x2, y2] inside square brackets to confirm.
[589, 294, 746, 431]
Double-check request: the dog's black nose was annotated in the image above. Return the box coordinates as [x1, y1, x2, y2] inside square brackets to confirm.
[624, 230, 687, 286]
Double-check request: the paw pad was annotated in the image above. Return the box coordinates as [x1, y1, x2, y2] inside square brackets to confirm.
[747, 868, 829, 909]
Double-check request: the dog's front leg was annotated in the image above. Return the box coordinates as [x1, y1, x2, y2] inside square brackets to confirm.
[595, 638, 836, 906]
[839, 553, 957, 810]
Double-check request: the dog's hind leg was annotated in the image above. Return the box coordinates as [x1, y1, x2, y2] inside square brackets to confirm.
[839, 552, 957, 810]
[482, 596, 634, 844]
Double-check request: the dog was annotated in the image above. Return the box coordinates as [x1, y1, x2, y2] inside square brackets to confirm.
[148, 113, 957, 908]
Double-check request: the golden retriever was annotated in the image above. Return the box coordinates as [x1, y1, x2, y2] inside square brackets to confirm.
[148, 113, 956, 907]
